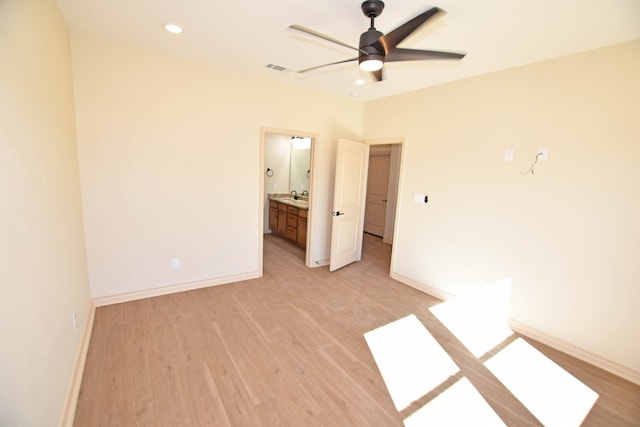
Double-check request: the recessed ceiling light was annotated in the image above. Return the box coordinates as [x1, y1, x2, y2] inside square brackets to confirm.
[354, 79, 366, 85]
[162, 23, 184, 34]
[350, 91, 360, 97]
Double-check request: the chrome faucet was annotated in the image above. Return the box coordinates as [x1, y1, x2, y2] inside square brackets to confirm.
[302, 190, 309, 196]
[290, 190, 298, 200]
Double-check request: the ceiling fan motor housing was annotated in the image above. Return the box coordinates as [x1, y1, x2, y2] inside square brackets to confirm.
[359, 29, 385, 65]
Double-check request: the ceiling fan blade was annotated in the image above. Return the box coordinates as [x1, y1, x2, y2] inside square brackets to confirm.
[372, 69, 383, 82]
[386, 48, 466, 62]
[289, 25, 366, 54]
[297, 57, 358, 73]
[378, 7, 443, 54]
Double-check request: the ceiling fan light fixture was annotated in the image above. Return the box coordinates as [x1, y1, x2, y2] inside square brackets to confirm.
[359, 58, 383, 72]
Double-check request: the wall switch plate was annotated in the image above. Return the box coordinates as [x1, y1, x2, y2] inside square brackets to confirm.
[172, 258, 180, 269]
[413, 193, 427, 204]
[504, 148, 514, 162]
[538, 147, 549, 161]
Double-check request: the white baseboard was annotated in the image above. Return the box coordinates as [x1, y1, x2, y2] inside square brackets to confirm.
[391, 273, 640, 386]
[58, 303, 96, 427]
[390, 272, 454, 302]
[92, 272, 261, 307]
[508, 318, 640, 386]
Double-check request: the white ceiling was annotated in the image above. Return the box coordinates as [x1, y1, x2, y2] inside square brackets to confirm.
[56, 0, 640, 101]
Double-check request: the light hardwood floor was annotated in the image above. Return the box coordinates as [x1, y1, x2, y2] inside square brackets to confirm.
[74, 233, 640, 426]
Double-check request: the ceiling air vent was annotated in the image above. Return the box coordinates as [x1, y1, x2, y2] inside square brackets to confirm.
[266, 63, 287, 72]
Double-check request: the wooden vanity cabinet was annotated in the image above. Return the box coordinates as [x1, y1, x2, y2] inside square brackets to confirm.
[269, 199, 308, 249]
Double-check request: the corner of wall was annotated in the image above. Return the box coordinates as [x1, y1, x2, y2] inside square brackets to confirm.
[58, 304, 96, 427]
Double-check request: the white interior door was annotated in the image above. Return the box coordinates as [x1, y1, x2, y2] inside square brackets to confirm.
[329, 138, 370, 272]
[364, 153, 391, 237]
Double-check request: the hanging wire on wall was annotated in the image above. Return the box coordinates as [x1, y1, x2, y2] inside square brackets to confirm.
[265, 168, 274, 177]
[522, 152, 543, 175]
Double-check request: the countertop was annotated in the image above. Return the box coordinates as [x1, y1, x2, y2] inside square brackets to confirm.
[268, 194, 309, 210]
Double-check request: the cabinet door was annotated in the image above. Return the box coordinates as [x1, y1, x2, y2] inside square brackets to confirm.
[286, 225, 297, 242]
[297, 214, 307, 248]
[269, 206, 278, 233]
[277, 207, 287, 236]
[286, 208, 298, 243]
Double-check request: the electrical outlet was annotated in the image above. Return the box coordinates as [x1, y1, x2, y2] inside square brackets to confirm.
[172, 258, 180, 269]
[504, 148, 514, 162]
[72, 311, 78, 331]
[537, 147, 549, 161]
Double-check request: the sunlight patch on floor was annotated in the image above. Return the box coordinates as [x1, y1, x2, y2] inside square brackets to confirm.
[403, 377, 506, 427]
[485, 337, 599, 427]
[429, 279, 514, 358]
[365, 280, 599, 425]
[364, 314, 459, 411]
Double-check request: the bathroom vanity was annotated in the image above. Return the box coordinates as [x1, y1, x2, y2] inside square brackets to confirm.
[268, 195, 308, 249]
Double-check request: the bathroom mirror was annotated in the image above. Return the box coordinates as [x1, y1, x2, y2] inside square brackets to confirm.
[289, 137, 311, 194]
[264, 133, 311, 195]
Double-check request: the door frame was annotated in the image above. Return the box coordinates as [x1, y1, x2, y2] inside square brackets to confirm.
[363, 137, 405, 274]
[259, 127, 318, 273]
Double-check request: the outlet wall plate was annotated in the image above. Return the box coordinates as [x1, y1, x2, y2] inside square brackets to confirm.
[504, 148, 514, 162]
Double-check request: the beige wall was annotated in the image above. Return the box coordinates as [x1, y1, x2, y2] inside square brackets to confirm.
[70, 35, 363, 299]
[0, 0, 91, 425]
[364, 40, 640, 375]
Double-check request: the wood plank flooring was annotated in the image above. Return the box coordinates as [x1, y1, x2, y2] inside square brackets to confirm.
[74, 233, 640, 426]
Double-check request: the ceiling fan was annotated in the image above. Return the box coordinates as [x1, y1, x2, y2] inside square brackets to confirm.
[289, 0, 466, 81]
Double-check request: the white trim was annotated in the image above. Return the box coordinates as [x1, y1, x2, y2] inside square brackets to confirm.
[390, 272, 454, 302]
[58, 303, 96, 427]
[508, 318, 640, 386]
[92, 272, 261, 307]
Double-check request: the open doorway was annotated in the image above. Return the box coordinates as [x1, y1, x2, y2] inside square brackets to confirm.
[328, 138, 403, 272]
[260, 128, 316, 272]
[363, 140, 402, 272]
[364, 143, 402, 245]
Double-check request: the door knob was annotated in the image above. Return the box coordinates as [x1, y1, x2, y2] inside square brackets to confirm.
[332, 211, 344, 216]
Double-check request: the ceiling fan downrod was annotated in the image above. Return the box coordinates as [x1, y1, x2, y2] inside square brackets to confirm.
[361, 0, 385, 23]
[359, 0, 385, 71]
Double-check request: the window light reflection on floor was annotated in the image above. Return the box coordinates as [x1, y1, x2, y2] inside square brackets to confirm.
[365, 278, 599, 425]
[403, 377, 506, 427]
[364, 314, 459, 411]
[485, 338, 599, 427]
[429, 278, 514, 358]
